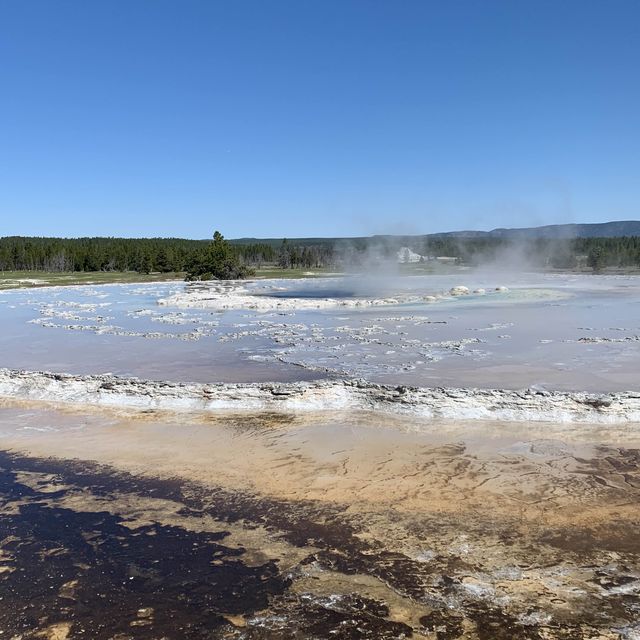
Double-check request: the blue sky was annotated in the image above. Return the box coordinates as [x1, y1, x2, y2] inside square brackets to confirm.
[1, 1, 639, 239]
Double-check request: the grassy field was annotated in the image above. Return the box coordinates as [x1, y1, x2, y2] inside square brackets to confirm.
[0, 267, 340, 290]
[0, 271, 185, 290]
[252, 266, 339, 279]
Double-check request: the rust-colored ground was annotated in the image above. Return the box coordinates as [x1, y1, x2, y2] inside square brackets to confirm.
[0, 401, 639, 638]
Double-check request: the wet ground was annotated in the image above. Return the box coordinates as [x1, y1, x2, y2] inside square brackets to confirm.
[1, 404, 639, 639]
[3, 450, 451, 640]
[1, 273, 640, 638]
[1, 273, 640, 391]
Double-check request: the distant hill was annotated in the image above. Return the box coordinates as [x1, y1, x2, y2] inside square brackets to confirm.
[435, 220, 640, 240]
[229, 236, 364, 247]
[231, 220, 640, 246]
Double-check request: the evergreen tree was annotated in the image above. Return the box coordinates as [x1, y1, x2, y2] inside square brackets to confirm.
[186, 231, 254, 280]
[587, 247, 606, 273]
[278, 239, 291, 269]
[138, 252, 153, 274]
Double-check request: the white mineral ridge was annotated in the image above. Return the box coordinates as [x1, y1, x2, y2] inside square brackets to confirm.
[1, 368, 639, 424]
[156, 281, 450, 311]
[156, 280, 520, 312]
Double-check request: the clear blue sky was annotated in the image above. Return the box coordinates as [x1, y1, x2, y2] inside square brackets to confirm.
[1, 1, 639, 239]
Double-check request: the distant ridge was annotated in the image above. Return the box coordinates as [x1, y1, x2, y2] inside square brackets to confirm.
[230, 220, 640, 246]
[431, 220, 640, 240]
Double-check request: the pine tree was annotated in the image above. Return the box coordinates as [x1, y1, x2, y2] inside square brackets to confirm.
[185, 231, 254, 280]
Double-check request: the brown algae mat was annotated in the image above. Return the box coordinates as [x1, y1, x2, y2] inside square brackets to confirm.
[0, 402, 639, 639]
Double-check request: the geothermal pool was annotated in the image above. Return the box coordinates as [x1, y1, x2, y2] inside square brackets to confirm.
[1, 272, 639, 391]
[1, 272, 640, 638]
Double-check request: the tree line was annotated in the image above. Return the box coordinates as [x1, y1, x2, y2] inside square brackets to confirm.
[418, 236, 640, 270]
[0, 235, 338, 274]
[2, 234, 640, 275]
[0, 237, 206, 273]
